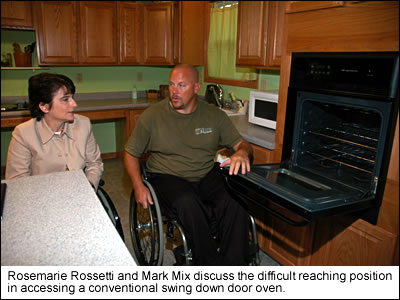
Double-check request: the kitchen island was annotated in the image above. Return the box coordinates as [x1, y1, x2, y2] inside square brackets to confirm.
[1, 170, 136, 266]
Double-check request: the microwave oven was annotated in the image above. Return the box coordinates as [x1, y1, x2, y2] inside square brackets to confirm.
[248, 90, 279, 130]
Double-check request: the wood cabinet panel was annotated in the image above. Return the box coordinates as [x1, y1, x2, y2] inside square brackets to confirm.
[1, 116, 31, 128]
[285, 1, 399, 53]
[34, 1, 79, 65]
[173, 1, 206, 65]
[79, 1, 118, 64]
[285, 1, 344, 14]
[143, 3, 173, 65]
[251, 143, 273, 164]
[236, 1, 268, 66]
[1, 1, 33, 29]
[119, 2, 142, 64]
[249, 201, 315, 266]
[236, 1, 285, 69]
[266, 1, 285, 67]
[311, 216, 397, 265]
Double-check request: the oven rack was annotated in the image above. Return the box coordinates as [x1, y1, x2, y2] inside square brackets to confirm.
[305, 125, 378, 174]
[308, 126, 378, 151]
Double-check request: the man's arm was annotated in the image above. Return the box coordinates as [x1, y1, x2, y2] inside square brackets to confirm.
[124, 151, 153, 209]
[220, 139, 253, 175]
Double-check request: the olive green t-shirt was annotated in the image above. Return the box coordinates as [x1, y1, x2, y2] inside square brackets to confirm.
[125, 99, 243, 182]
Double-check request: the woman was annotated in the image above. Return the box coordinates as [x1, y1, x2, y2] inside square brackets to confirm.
[5, 73, 103, 190]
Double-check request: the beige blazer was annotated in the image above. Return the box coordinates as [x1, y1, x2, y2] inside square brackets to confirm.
[5, 114, 104, 190]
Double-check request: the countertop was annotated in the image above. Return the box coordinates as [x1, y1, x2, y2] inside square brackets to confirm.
[1, 93, 275, 150]
[230, 115, 275, 150]
[1, 170, 136, 266]
[0, 97, 157, 117]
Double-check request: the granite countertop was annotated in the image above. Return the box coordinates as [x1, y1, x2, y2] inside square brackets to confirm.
[1, 170, 136, 266]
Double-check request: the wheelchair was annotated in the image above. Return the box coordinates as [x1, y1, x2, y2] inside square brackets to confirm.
[96, 179, 125, 241]
[129, 166, 260, 266]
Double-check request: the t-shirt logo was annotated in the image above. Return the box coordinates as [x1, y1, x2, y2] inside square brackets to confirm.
[195, 128, 212, 135]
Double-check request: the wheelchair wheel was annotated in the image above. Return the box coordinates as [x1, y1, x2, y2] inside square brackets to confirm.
[97, 186, 125, 241]
[248, 214, 260, 266]
[130, 180, 164, 266]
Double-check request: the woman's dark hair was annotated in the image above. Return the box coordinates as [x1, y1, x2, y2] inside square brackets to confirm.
[28, 72, 75, 120]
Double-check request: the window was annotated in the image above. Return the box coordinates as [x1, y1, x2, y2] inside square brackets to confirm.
[205, 1, 258, 88]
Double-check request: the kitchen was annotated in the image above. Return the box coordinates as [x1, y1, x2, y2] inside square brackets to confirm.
[1, 1, 399, 268]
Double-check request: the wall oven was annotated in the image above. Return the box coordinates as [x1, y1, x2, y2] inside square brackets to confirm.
[223, 52, 399, 226]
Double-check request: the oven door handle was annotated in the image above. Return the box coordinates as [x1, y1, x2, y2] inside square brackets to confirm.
[224, 176, 310, 227]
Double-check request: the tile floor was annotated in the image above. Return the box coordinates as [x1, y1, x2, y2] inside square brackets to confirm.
[102, 158, 280, 266]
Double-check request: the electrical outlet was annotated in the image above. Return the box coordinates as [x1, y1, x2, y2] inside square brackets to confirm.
[76, 73, 83, 83]
[137, 72, 143, 81]
[261, 79, 267, 91]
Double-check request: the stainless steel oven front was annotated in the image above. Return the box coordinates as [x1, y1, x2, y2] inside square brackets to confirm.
[223, 52, 399, 226]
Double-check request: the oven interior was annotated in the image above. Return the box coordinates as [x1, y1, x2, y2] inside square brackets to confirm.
[247, 91, 393, 215]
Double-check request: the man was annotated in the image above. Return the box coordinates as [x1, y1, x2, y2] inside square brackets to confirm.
[124, 64, 253, 265]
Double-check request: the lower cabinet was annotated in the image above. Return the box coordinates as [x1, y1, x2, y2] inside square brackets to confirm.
[251, 143, 273, 164]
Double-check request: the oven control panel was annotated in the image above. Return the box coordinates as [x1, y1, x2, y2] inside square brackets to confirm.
[290, 52, 399, 98]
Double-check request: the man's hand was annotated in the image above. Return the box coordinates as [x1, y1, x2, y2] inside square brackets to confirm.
[134, 183, 153, 209]
[220, 139, 253, 175]
[220, 149, 251, 175]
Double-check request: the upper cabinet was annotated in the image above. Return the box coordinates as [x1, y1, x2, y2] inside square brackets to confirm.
[32, 1, 206, 66]
[34, 1, 117, 65]
[142, 2, 173, 65]
[173, 1, 207, 65]
[236, 1, 285, 69]
[34, 1, 79, 64]
[1, 1, 33, 30]
[119, 2, 142, 64]
[79, 1, 118, 64]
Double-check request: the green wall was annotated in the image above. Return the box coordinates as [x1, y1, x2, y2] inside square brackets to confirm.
[1, 29, 280, 165]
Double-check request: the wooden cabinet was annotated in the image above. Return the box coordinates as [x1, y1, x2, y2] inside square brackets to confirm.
[35, 1, 118, 65]
[34, 1, 80, 65]
[1, 1, 33, 30]
[285, 1, 344, 14]
[33, 1, 207, 66]
[236, 1, 285, 69]
[251, 143, 273, 164]
[79, 1, 118, 64]
[119, 2, 142, 64]
[142, 2, 173, 65]
[173, 1, 207, 65]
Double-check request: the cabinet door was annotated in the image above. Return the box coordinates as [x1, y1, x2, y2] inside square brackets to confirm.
[173, 1, 206, 65]
[1, 1, 33, 29]
[236, 1, 268, 67]
[34, 1, 79, 65]
[80, 1, 118, 64]
[236, 1, 285, 69]
[143, 3, 173, 65]
[119, 2, 142, 64]
[266, 1, 285, 68]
